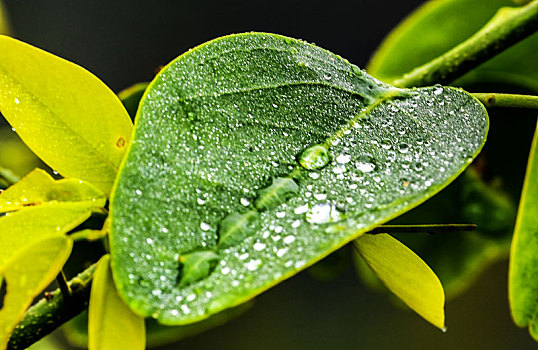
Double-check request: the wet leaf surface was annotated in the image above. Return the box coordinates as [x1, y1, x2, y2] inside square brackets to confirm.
[110, 33, 488, 324]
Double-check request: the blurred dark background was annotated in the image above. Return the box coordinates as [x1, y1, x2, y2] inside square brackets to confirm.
[1, 0, 537, 349]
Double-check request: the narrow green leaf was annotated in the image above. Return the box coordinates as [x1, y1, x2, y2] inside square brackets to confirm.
[118, 82, 149, 120]
[354, 233, 445, 330]
[0, 204, 90, 267]
[509, 122, 538, 340]
[0, 35, 133, 195]
[109, 33, 488, 324]
[0, 168, 106, 213]
[0, 235, 72, 348]
[89, 255, 145, 350]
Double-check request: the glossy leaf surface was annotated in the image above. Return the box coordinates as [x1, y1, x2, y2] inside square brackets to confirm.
[354, 234, 445, 329]
[0, 236, 72, 348]
[510, 123, 538, 341]
[0, 168, 106, 213]
[0, 35, 133, 194]
[110, 33, 488, 324]
[367, 0, 538, 91]
[89, 255, 145, 350]
[0, 204, 90, 267]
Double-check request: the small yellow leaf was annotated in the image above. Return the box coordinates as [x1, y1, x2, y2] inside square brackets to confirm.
[0, 204, 90, 267]
[354, 233, 445, 330]
[0, 235, 72, 348]
[89, 255, 145, 350]
[0, 35, 133, 194]
[0, 168, 106, 213]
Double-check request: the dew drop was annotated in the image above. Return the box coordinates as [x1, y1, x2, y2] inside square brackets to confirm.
[253, 242, 266, 251]
[398, 143, 409, 153]
[355, 155, 376, 173]
[298, 144, 330, 170]
[306, 203, 344, 224]
[336, 154, 351, 164]
[200, 222, 211, 231]
[283, 235, 296, 244]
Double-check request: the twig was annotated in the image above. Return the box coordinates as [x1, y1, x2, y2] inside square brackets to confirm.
[472, 93, 538, 109]
[367, 224, 477, 235]
[7, 264, 97, 350]
[394, 1, 538, 88]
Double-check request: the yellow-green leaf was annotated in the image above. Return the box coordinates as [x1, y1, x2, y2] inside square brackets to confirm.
[89, 255, 145, 350]
[0, 204, 90, 267]
[0, 35, 133, 195]
[0, 168, 106, 213]
[0, 235, 72, 348]
[354, 233, 445, 330]
[509, 122, 538, 341]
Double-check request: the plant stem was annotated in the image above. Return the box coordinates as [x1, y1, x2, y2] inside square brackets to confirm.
[56, 271, 72, 300]
[7, 264, 97, 350]
[393, 0, 538, 88]
[472, 93, 538, 109]
[367, 224, 477, 235]
[0, 167, 19, 189]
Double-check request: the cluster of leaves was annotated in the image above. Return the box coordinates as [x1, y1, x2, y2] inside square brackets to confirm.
[0, 0, 537, 349]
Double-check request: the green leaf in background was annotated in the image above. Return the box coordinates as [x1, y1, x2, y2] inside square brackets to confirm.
[0, 168, 106, 213]
[367, 0, 538, 91]
[0, 1, 10, 35]
[88, 255, 145, 350]
[0, 204, 90, 267]
[509, 124, 538, 341]
[118, 82, 149, 120]
[0, 128, 43, 184]
[110, 33, 488, 324]
[0, 235, 72, 349]
[354, 233, 445, 329]
[0, 35, 133, 195]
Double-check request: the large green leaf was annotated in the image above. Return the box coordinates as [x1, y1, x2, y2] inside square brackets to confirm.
[89, 255, 145, 350]
[510, 123, 538, 341]
[0, 235, 72, 349]
[0, 168, 106, 213]
[367, 0, 538, 91]
[354, 234, 445, 330]
[110, 33, 488, 324]
[0, 35, 133, 195]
